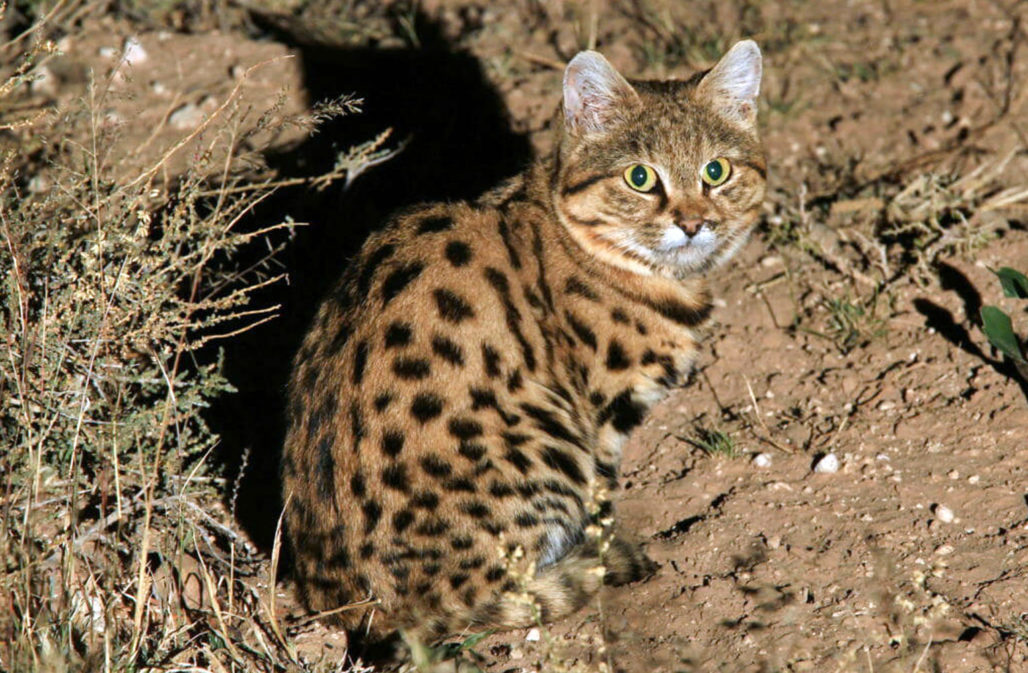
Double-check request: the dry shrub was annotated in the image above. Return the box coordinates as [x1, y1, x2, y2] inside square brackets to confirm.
[0, 24, 391, 672]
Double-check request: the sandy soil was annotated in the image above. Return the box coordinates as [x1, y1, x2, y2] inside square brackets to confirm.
[29, 0, 1028, 671]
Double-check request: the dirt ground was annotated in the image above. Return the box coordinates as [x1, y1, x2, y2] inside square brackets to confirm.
[26, 0, 1028, 671]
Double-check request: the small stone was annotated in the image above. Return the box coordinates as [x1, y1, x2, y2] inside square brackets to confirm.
[150, 81, 168, 96]
[169, 103, 204, 130]
[29, 65, 58, 97]
[525, 628, 540, 642]
[968, 475, 980, 484]
[935, 544, 954, 556]
[947, 470, 959, 480]
[933, 504, 955, 523]
[813, 453, 840, 474]
[753, 453, 772, 468]
[122, 37, 148, 65]
[27, 175, 50, 193]
[98, 46, 117, 59]
[760, 255, 783, 267]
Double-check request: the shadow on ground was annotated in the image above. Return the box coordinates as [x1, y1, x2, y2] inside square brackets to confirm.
[914, 261, 1028, 401]
[204, 9, 533, 552]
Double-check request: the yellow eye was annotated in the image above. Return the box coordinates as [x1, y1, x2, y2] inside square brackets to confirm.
[701, 157, 732, 187]
[623, 164, 658, 192]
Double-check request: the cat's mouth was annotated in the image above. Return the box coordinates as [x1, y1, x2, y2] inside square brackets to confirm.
[652, 223, 720, 270]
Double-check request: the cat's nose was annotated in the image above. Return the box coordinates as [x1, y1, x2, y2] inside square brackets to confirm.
[677, 218, 704, 236]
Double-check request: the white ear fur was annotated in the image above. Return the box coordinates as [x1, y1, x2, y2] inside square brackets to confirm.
[697, 40, 762, 124]
[563, 51, 638, 134]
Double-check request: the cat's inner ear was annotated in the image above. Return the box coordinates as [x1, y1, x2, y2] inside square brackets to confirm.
[563, 51, 639, 134]
[695, 40, 762, 126]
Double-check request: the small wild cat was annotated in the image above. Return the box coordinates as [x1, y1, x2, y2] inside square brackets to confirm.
[282, 40, 766, 645]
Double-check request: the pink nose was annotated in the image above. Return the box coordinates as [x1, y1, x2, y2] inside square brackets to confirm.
[679, 218, 704, 236]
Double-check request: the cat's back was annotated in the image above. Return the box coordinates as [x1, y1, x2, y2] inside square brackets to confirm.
[282, 198, 555, 636]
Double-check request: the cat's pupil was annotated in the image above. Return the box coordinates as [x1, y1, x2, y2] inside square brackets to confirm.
[705, 160, 723, 182]
[630, 165, 648, 187]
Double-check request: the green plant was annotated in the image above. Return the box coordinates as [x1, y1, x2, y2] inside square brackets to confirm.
[980, 266, 1028, 384]
[689, 427, 738, 458]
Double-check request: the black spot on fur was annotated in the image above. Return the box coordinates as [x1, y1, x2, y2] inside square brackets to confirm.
[448, 417, 483, 440]
[449, 573, 469, 589]
[433, 288, 475, 323]
[541, 446, 586, 484]
[431, 335, 464, 365]
[481, 344, 502, 378]
[374, 393, 394, 413]
[514, 511, 540, 528]
[565, 276, 599, 301]
[451, 536, 473, 550]
[497, 219, 522, 269]
[643, 295, 713, 327]
[565, 311, 597, 351]
[441, 476, 475, 492]
[420, 454, 452, 478]
[352, 340, 369, 384]
[606, 339, 631, 371]
[503, 446, 532, 474]
[382, 261, 425, 305]
[445, 240, 473, 267]
[520, 403, 578, 445]
[489, 481, 515, 497]
[393, 357, 431, 380]
[411, 491, 439, 510]
[350, 403, 366, 445]
[384, 322, 413, 348]
[350, 470, 366, 498]
[458, 442, 488, 461]
[316, 435, 335, 501]
[600, 389, 647, 434]
[360, 542, 375, 559]
[381, 430, 404, 457]
[382, 463, 410, 492]
[362, 500, 382, 534]
[611, 307, 630, 324]
[415, 519, 450, 536]
[357, 244, 395, 294]
[485, 566, 506, 582]
[459, 556, 485, 570]
[411, 393, 444, 423]
[507, 369, 523, 392]
[460, 500, 491, 518]
[328, 322, 351, 355]
[417, 216, 453, 234]
[392, 509, 415, 533]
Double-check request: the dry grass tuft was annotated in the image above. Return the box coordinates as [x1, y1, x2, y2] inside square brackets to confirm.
[0, 14, 393, 671]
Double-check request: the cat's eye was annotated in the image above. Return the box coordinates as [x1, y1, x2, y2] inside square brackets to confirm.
[701, 158, 732, 187]
[624, 164, 659, 192]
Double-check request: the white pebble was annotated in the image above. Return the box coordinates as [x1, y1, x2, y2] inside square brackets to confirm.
[98, 46, 117, 59]
[933, 504, 955, 523]
[122, 37, 148, 65]
[813, 453, 840, 474]
[968, 475, 980, 484]
[169, 103, 204, 130]
[525, 628, 540, 642]
[752, 453, 772, 468]
[29, 65, 58, 97]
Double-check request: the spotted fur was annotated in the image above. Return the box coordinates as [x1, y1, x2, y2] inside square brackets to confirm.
[283, 41, 766, 642]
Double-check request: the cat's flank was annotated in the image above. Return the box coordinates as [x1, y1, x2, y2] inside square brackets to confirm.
[283, 41, 765, 643]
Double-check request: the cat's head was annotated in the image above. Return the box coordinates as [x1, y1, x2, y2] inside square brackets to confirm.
[553, 41, 766, 278]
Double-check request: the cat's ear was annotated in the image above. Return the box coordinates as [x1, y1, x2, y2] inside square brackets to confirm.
[563, 51, 639, 134]
[695, 40, 762, 127]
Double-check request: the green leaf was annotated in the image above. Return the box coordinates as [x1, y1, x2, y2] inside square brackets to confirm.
[981, 305, 1026, 363]
[991, 267, 1028, 299]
